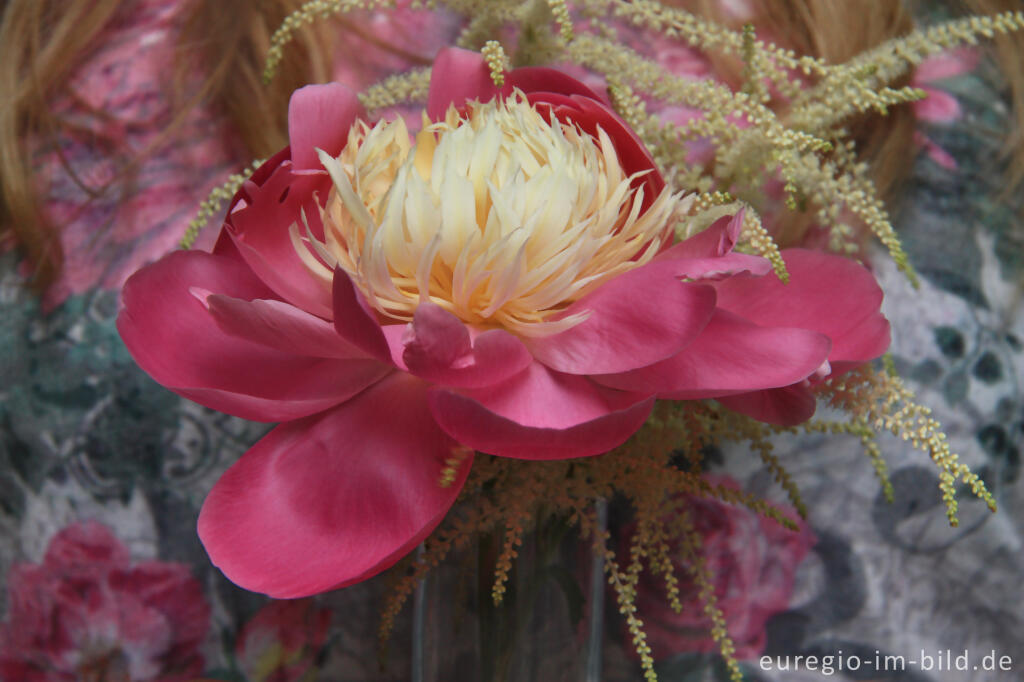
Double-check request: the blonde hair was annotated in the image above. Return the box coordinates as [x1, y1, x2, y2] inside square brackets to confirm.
[0, 0, 334, 290]
[1, 0, 1020, 291]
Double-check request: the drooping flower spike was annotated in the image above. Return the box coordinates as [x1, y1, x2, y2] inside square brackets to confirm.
[118, 47, 889, 598]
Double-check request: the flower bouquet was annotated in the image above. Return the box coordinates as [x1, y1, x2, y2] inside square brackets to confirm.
[116, 1, 1021, 679]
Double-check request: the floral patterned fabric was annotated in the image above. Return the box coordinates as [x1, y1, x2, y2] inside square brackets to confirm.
[1, 1, 1022, 680]
[0, 522, 208, 682]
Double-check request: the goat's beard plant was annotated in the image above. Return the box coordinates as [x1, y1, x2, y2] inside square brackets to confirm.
[117, 1, 1017, 680]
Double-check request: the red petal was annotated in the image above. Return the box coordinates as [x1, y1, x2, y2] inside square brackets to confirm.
[198, 374, 470, 598]
[403, 302, 470, 366]
[428, 362, 654, 459]
[507, 66, 606, 101]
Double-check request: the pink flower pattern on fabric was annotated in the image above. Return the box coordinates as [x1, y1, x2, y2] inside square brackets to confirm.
[235, 599, 331, 682]
[911, 48, 981, 170]
[26, 0, 239, 310]
[0, 522, 209, 682]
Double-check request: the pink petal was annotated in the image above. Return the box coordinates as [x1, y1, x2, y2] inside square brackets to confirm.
[110, 562, 210, 653]
[402, 303, 533, 388]
[913, 87, 961, 123]
[652, 211, 772, 280]
[198, 373, 471, 598]
[403, 302, 469, 364]
[914, 48, 979, 83]
[236, 599, 329, 660]
[712, 249, 889, 368]
[427, 52, 607, 120]
[595, 309, 831, 398]
[118, 250, 390, 422]
[427, 47, 508, 120]
[212, 145, 290, 260]
[203, 293, 371, 359]
[173, 383, 386, 424]
[654, 248, 773, 281]
[524, 264, 716, 374]
[288, 83, 363, 171]
[828, 313, 892, 377]
[915, 132, 958, 170]
[381, 322, 411, 366]
[717, 384, 817, 426]
[670, 211, 745, 258]
[332, 268, 392, 362]
[428, 362, 654, 459]
[226, 159, 334, 318]
[44, 522, 129, 570]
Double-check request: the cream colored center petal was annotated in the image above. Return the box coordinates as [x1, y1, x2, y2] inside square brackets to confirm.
[293, 92, 682, 338]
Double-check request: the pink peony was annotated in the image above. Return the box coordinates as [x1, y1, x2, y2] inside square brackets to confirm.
[117, 47, 888, 598]
[0, 522, 209, 682]
[235, 599, 330, 682]
[627, 477, 816, 661]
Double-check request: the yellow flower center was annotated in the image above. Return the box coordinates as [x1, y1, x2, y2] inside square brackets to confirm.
[294, 92, 682, 337]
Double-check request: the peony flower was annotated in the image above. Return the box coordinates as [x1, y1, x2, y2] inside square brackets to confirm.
[235, 599, 330, 682]
[117, 47, 887, 598]
[626, 477, 815, 661]
[0, 522, 209, 682]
